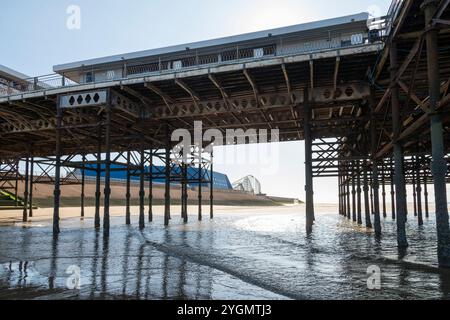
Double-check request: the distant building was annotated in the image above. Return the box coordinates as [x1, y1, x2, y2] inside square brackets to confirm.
[73, 164, 233, 190]
[232, 175, 262, 195]
[0, 64, 30, 96]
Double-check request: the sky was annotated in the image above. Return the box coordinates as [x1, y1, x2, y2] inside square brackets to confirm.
[0, 0, 394, 203]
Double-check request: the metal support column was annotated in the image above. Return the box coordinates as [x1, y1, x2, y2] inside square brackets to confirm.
[182, 163, 188, 223]
[347, 173, 351, 220]
[210, 150, 214, 220]
[95, 125, 102, 230]
[103, 105, 112, 235]
[81, 154, 85, 218]
[390, 161, 396, 220]
[198, 156, 203, 221]
[413, 170, 418, 217]
[423, 0, 450, 267]
[29, 154, 34, 218]
[164, 126, 171, 227]
[340, 173, 344, 216]
[357, 161, 362, 225]
[382, 164, 387, 218]
[341, 174, 346, 217]
[370, 91, 382, 236]
[53, 104, 63, 236]
[338, 173, 342, 216]
[369, 177, 374, 215]
[304, 91, 314, 233]
[416, 156, 424, 226]
[423, 156, 430, 218]
[14, 164, 19, 207]
[363, 163, 373, 229]
[125, 151, 131, 225]
[148, 148, 153, 223]
[391, 41, 408, 247]
[22, 156, 29, 223]
[352, 164, 357, 222]
[139, 145, 145, 230]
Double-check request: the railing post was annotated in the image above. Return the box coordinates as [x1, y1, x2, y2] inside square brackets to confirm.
[123, 62, 128, 78]
[7, 81, 13, 95]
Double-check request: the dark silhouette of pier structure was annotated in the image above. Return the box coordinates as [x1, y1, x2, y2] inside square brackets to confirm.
[1, 1, 450, 267]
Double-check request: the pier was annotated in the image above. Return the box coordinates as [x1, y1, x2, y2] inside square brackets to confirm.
[1, 0, 450, 268]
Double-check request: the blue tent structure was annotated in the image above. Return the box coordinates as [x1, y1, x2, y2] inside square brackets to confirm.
[74, 164, 232, 190]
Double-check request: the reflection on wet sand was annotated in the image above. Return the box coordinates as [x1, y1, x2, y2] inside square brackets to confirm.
[0, 205, 450, 300]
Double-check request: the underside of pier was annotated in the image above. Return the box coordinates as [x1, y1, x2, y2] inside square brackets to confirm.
[1, 0, 450, 267]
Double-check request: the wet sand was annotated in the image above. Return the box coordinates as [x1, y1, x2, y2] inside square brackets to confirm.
[1, 204, 450, 300]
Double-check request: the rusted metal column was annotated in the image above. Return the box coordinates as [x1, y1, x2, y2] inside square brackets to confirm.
[304, 91, 314, 233]
[357, 161, 362, 225]
[342, 172, 345, 217]
[148, 148, 153, 223]
[346, 171, 351, 220]
[29, 155, 34, 218]
[416, 156, 424, 226]
[370, 91, 381, 236]
[370, 180, 375, 216]
[338, 170, 344, 216]
[363, 162, 373, 229]
[14, 163, 19, 207]
[210, 150, 214, 220]
[382, 164, 387, 219]
[338, 172, 342, 216]
[181, 164, 186, 219]
[412, 168, 418, 217]
[341, 169, 345, 217]
[198, 156, 203, 221]
[103, 105, 112, 235]
[423, 156, 430, 218]
[339, 173, 344, 216]
[95, 124, 102, 230]
[22, 156, 29, 222]
[352, 164, 357, 222]
[139, 145, 146, 230]
[391, 41, 408, 247]
[53, 104, 63, 235]
[390, 161, 396, 220]
[125, 151, 131, 225]
[81, 154, 85, 218]
[182, 163, 188, 223]
[164, 126, 171, 227]
[423, 0, 450, 267]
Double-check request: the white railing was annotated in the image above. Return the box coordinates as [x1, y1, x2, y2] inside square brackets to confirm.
[1, 23, 387, 99]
